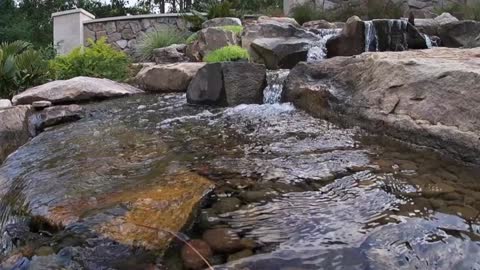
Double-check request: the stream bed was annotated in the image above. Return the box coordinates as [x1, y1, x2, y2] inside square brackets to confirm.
[1, 93, 480, 269]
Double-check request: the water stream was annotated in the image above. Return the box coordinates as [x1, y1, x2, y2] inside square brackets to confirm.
[1, 81, 480, 269]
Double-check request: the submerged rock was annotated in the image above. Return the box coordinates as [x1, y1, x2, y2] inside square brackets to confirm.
[12, 77, 143, 105]
[0, 105, 32, 163]
[181, 239, 213, 269]
[136, 63, 206, 92]
[202, 228, 245, 253]
[187, 62, 266, 106]
[283, 47, 480, 164]
[57, 172, 212, 250]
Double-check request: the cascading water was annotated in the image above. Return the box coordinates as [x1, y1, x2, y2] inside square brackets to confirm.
[365, 20, 434, 52]
[307, 28, 342, 62]
[364, 21, 378, 52]
[263, 69, 290, 104]
[424, 34, 433, 48]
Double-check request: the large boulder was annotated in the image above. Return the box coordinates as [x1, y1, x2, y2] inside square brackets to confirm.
[186, 27, 240, 61]
[153, 44, 188, 64]
[241, 19, 318, 65]
[202, 17, 242, 28]
[326, 16, 365, 57]
[283, 47, 480, 164]
[415, 12, 459, 36]
[439, 20, 480, 48]
[327, 17, 428, 57]
[0, 106, 33, 163]
[12, 77, 143, 105]
[251, 38, 312, 69]
[135, 63, 206, 92]
[187, 62, 266, 106]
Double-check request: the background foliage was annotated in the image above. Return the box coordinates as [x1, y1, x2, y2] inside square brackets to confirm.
[50, 38, 130, 81]
[0, 41, 51, 98]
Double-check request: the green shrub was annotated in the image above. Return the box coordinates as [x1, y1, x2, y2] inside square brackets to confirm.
[367, 0, 404, 19]
[207, 1, 234, 19]
[203, 45, 249, 63]
[186, 32, 199, 44]
[291, 3, 326, 25]
[182, 10, 207, 32]
[135, 28, 187, 61]
[435, 1, 480, 20]
[0, 41, 51, 98]
[50, 38, 129, 81]
[219, 25, 244, 35]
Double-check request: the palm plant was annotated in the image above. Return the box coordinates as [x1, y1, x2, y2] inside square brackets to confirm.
[0, 41, 50, 98]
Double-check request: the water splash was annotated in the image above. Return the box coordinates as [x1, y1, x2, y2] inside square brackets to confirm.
[263, 70, 290, 104]
[307, 29, 341, 62]
[364, 21, 378, 52]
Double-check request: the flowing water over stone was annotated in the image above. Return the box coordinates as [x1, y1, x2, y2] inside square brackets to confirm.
[365, 21, 378, 52]
[1, 90, 480, 269]
[263, 70, 290, 104]
[307, 29, 341, 62]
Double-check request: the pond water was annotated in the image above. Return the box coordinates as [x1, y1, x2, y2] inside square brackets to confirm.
[1, 92, 480, 269]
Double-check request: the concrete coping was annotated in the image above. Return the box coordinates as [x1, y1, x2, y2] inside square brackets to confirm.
[83, 13, 195, 24]
[52, 8, 95, 19]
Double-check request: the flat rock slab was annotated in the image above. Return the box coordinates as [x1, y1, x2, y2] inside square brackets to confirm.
[136, 63, 206, 92]
[12, 76, 144, 105]
[284, 47, 480, 164]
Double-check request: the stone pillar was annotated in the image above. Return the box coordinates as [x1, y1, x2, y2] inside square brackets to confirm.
[52, 9, 95, 55]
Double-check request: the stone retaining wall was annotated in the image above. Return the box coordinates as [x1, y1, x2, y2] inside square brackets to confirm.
[83, 14, 189, 55]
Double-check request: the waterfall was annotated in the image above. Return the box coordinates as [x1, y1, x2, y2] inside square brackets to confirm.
[424, 34, 433, 48]
[364, 21, 378, 52]
[263, 69, 290, 104]
[307, 29, 342, 62]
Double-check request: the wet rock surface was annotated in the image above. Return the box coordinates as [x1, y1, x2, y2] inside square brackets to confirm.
[284, 47, 480, 164]
[1, 93, 480, 269]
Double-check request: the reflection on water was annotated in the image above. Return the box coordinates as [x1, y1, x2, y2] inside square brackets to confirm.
[0, 94, 480, 269]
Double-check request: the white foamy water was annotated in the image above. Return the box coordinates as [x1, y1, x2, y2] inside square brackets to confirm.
[307, 29, 342, 62]
[262, 69, 291, 104]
